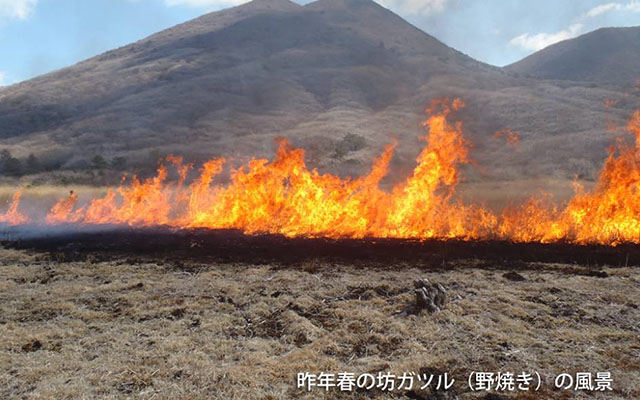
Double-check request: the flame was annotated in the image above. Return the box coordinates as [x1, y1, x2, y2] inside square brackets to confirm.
[181, 98, 492, 239]
[0, 189, 29, 225]
[500, 110, 640, 245]
[554, 110, 640, 244]
[604, 98, 618, 108]
[46, 190, 81, 224]
[36, 98, 493, 239]
[3, 98, 640, 246]
[494, 128, 520, 146]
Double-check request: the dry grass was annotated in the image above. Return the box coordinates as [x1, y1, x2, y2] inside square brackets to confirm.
[0, 247, 638, 399]
[0, 185, 107, 200]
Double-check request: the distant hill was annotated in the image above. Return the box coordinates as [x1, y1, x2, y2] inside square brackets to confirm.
[506, 26, 640, 86]
[0, 0, 637, 192]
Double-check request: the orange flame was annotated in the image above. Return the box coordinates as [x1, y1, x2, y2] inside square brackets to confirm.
[46, 190, 81, 224]
[502, 110, 640, 245]
[0, 189, 29, 225]
[604, 98, 618, 108]
[37, 98, 494, 239]
[1, 97, 639, 246]
[182, 98, 493, 239]
[494, 128, 520, 146]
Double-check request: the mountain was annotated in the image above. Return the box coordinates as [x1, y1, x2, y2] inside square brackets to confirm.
[506, 26, 640, 86]
[0, 0, 493, 168]
[0, 0, 637, 194]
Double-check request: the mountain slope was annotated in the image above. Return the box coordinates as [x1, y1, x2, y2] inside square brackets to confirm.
[0, 0, 489, 138]
[0, 0, 636, 191]
[0, 0, 499, 170]
[506, 26, 640, 86]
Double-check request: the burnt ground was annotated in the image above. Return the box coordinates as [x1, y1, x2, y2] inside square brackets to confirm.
[5, 226, 640, 270]
[0, 228, 639, 399]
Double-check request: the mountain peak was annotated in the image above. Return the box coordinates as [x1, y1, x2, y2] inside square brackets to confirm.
[0, 0, 497, 175]
[241, 0, 301, 12]
[305, 0, 383, 10]
[507, 25, 640, 86]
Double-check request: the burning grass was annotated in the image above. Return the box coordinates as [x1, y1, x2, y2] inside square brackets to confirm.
[2, 99, 640, 245]
[0, 247, 638, 399]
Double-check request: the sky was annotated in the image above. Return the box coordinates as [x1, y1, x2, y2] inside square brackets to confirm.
[0, 0, 639, 86]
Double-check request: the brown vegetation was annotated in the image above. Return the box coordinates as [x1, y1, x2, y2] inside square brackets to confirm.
[0, 246, 638, 399]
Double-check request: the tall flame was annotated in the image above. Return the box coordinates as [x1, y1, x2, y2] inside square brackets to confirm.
[46, 190, 81, 224]
[182, 98, 490, 239]
[37, 98, 492, 239]
[0, 189, 29, 225]
[4, 98, 640, 246]
[503, 110, 640, 245]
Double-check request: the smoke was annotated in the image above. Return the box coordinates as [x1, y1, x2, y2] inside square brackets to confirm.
[0, 223, 132, 241]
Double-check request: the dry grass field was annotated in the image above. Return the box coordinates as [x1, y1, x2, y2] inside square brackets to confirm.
[0, 246, 638, 399]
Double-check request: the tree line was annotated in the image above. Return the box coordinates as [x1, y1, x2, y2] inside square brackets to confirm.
[0, 150, 128, 177]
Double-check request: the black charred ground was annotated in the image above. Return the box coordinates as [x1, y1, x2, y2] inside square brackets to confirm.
[2, 227, 639, 274]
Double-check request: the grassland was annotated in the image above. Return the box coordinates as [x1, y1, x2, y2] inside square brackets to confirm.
[0, 246, 638, 399]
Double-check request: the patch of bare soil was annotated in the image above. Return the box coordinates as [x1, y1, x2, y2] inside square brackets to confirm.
[0, 246, 638, 399]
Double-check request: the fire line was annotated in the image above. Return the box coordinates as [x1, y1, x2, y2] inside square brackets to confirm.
[3, 99, 640, 246]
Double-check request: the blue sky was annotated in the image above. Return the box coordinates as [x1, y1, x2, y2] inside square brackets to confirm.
[0, 0, 639, 85]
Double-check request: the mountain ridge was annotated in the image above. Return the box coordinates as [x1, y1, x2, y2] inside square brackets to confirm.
[506, 26, 640, 86]
[0, 0, 636, 190]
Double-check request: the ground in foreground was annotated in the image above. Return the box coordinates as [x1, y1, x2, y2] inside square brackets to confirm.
[0, 247, 638, 399]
